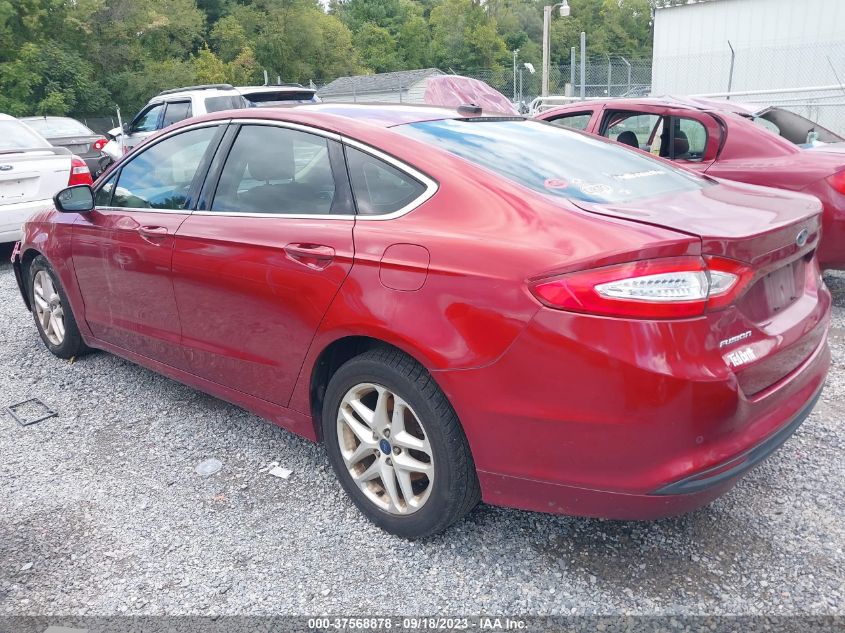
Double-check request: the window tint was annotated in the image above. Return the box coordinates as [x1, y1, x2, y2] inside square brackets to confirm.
[94, 173, 116, 207]
[205, 95, 247, 113]
[23, 117, 93, 137]
[112, 126, 217, 209]
[0, 121, 50, 150]
[131, 105, 163, 133]
[211, 125, 339, 215]
[395, 119, 703, 204]
[549, 112, 592, 131]
[603, 112, 662, 152]
[674, 117, 708, 161]
[162, 101, 192, 128]
[345, 147, 426, 215]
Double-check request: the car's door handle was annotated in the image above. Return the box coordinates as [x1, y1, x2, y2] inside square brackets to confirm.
[138, 225, 168, 244]
[284, 243, 335, 270]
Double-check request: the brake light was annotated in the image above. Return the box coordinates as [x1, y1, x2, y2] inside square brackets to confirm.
[827, 169, 845, 195]
[68, 155, 93, 186]
[530, 256, 753, 319]
[92, 138, 107, 152]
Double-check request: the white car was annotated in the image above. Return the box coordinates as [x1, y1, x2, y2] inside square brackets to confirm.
[107, 84, 248, 154]
[0, 114, 89, 243]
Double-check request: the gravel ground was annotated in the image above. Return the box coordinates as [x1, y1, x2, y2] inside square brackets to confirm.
[0, 242, 843, 617]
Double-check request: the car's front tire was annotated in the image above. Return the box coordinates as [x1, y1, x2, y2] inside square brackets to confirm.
[322, 347, 481, 538]
[28, 255, 90, 359]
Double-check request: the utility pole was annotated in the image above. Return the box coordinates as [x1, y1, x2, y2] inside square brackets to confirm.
[580, 31, 586, 100]
[541, 1, 570, 97]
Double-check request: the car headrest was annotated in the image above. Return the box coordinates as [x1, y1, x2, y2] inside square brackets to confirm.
[247, 142, 294, 182]
[674, 130, 690, 155]
[616, 131, 639, 148]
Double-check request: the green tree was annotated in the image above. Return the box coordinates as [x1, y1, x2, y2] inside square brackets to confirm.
[429, 0, 508, 70]
[355, 23, 403, 72]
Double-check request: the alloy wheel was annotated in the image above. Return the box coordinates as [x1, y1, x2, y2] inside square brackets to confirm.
[336, 382, 434, 515]
[33, 270, 65, 346]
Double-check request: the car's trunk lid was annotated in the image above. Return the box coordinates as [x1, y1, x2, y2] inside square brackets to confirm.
[0, 147, 71, 207]
[570, 178, 821, 264]
[46, 134, 102, 158]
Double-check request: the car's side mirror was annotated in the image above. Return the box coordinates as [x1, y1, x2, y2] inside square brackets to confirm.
[54, 185, 95, 213]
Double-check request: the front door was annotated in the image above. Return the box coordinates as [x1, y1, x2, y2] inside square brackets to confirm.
[72, 124, 224, 368]
[172, 122, 356, 405]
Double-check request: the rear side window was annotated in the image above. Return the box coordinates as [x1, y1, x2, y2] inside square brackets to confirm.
[211, 125, 341, 215]
[162, 101, 192, 128]
[395, 119, 703, 204]
[674, 117, 708, 161]
[244, 90, 318, 105]
[345, 147, 426, 215]
[112, 126, 218, 209]
[205, 95, 247, 113]
[548, 112, 592, 131]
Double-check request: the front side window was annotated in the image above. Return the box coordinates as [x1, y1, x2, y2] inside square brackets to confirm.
[131, 104, 163, 133]
[345, 147, 426, 215]
[211, 125, 340, 215]
[548, 112, 593, 131]
[162, 101, 192, 128]
[602, 112, 662, 152]
[94, 173, 116, 207]
[395, 118, 704, 204]
[111, 126, 218, 209]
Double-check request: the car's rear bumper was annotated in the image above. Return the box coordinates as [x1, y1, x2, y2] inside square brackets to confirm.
[435, 288, 830, 519]
[0, 199, 53, 243]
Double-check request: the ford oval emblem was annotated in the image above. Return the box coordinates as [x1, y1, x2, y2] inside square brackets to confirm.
[795, 228, 810, 248]
[0, 164, 12, 172]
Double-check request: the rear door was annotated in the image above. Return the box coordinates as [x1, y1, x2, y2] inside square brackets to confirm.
[171, 121, 356, 405]
[72, 123, 225, 367]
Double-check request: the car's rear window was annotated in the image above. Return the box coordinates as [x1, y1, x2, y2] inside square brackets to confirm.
[0, 121, 51, 150]
[244, 90, 317, 105]
[394, 118, 704, 204]
[204, 95, 248, 113]
[22, 117, 92, 137]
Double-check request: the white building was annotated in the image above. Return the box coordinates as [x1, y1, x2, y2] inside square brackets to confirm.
[651, 0, 845, 131]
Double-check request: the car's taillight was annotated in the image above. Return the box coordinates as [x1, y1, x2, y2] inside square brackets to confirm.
[68, 155, 93, 186]
[530, 256, 753, 319]
[92, 138, 107, 152]
[826, 169, 845, 195]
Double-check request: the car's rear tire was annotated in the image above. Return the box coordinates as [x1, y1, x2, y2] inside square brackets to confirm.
[28, 255, 90, 359]
[322, 347, 480, 538]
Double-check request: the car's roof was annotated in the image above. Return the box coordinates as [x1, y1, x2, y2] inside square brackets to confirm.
[0, 113, 16, 121]
[238, 85, 315, 94]
[283, 103, 519, 127]
[541, 95, 763, 117]
[149, 87, 241, 103]
[20, 115, 77, 121]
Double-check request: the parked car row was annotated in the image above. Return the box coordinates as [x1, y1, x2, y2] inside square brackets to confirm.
[107, 83, 320, 153]
[11, 101, 832, 538]
[0, 114, 93, 243]
[536, 96, 845, 269]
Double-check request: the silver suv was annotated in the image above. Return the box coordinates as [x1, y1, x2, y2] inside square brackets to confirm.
[109, 84, 248, 151]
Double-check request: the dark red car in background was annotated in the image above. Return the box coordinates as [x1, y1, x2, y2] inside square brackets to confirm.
[536, 97, 845, 269]
[12, 104, 830, 537]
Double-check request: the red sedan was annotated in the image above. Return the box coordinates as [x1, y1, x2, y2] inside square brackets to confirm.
[12, 105, 830, 538]
[535, 97, 845, 269]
